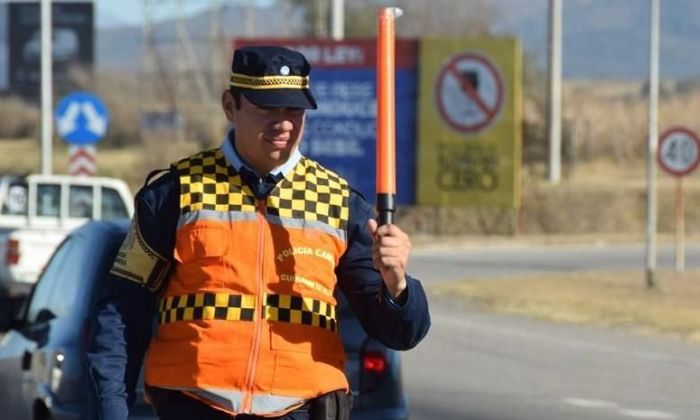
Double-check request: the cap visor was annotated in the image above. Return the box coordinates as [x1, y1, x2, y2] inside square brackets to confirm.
[242, 89, 317, 110]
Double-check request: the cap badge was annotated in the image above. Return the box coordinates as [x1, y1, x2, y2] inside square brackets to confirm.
[280, 65, 290, 76]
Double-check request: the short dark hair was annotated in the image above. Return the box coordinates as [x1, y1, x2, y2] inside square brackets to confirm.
[229, 88, 242, 109]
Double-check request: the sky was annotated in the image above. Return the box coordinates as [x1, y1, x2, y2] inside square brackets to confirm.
[96, 0, 274, 28]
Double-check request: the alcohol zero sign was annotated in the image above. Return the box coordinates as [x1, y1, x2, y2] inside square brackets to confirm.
[658, 127, 700, 177]
[435, 52, 504, 133]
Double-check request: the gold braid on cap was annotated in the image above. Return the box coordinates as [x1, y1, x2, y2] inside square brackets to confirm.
[230, 72, 309, 90]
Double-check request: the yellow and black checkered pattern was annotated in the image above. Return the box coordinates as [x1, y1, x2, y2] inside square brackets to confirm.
[158, 292, 256, 325]
[264, 294, 338, 332]
[158, 292, 337, 332]
[174, 150, 349, 231]
[267, 158, 350, 230]
[173, 148, 257, 214]
[230, 73, 309, 90]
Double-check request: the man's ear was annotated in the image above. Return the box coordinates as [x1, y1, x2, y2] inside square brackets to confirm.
[222, 91, 236, 123]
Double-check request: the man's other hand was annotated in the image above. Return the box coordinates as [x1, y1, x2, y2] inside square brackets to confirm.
[367, 219, 411, 299]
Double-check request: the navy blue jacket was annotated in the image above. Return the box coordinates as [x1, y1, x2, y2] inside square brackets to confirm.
[86, 147, 431, 420]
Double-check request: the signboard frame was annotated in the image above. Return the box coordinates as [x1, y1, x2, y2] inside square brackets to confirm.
[657, 126, 700, 178]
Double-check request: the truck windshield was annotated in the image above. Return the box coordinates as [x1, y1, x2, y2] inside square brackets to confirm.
[101, 187, 129, 219]
[0, 182, 28, 216]
[37, 184, 61, 217]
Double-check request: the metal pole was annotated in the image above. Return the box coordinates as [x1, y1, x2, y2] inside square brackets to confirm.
[40, 0, 52, 175]
[675, 177, 685, 272]
[331, 0, 344, 40]
[645, 0, 660, 288]
[547, 0, 562, 183]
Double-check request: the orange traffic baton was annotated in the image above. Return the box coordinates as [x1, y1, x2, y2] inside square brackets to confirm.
[376, 7, 402, 226]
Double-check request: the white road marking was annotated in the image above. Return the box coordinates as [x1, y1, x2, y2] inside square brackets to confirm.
[618, 409, 677, 419]
[563, 398, 618, 409]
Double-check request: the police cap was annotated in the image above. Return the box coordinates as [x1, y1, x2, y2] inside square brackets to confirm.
[229, 46, 317, 110]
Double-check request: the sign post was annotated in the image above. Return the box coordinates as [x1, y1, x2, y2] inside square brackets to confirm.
[657, 127, 700, 273]
[54, 91, 109, 176]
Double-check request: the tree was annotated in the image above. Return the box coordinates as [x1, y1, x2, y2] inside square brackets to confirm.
[345, 0, 496, 38]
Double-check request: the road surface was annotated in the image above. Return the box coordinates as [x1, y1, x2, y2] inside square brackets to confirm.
[404, 303, 700, 420]
[402, 241, 700, 419]
[409, 242, 700, 283]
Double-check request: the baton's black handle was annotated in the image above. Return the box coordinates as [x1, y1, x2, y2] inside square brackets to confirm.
[376, 193, 395, 226]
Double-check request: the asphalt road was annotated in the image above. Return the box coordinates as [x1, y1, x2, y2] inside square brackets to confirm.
[408, 242, 700, 283]
[403, 303, 700, 420]
[402, 241, 700, 419]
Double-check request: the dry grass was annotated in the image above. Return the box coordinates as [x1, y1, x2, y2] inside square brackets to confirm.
[0, 138, 145, 189]
[564, 81, 700, 162]
[430, 270, 700, 343]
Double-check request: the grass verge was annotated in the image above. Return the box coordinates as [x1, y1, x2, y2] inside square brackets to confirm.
[429, 270, 700, 344]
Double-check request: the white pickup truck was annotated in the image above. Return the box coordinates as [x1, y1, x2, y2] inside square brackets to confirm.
[0, 174, 133, 296]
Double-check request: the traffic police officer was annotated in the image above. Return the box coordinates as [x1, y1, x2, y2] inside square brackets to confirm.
[87, 46, 430, 420]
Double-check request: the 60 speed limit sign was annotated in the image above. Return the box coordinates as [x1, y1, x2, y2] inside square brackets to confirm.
[658, 127, 700, 177]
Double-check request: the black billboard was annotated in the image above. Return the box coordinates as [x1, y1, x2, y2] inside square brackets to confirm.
[8, 2, 93, 98]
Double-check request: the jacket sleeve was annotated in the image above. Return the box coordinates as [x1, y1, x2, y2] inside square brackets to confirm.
[86, 170, 179, 420]
[336, 190, 431, 350]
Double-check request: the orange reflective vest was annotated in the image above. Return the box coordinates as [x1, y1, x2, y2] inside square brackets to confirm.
[144, 148, 350, 416]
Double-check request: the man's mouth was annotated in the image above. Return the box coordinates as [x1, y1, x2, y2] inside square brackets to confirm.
[266, 134, 291, 148]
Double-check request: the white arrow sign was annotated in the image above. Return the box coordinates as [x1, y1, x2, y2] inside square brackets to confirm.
[81, 102, 107, 136]
[56, 102, 81, 137]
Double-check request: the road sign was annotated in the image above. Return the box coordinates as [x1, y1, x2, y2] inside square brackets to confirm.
[55, 91, 109, 145]
[435, 52, 504, 133]
[658, 127, 700, 177]
[68, 145, 96, 176]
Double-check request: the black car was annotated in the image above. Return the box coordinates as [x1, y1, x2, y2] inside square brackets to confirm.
[0, 221, 408, 419]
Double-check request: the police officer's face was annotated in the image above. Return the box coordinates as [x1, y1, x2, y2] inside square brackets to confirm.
[223, 92, 306, 175]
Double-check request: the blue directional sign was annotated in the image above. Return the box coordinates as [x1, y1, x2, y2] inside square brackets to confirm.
[55, 91, 109, 145]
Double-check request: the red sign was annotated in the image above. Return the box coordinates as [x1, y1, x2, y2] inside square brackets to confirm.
[232, 38, 417, 69]
[435, 52, 503, 133]
[658, 127, 700, 177]
[68, 146, 97, 176]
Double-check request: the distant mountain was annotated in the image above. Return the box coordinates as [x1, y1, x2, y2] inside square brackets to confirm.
[96, 3, 304, 73]
[96, 0, 700, 80]
[492, 0, 700, 80]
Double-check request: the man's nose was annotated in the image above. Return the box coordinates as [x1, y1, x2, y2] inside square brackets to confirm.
[271, 119, 294, 131]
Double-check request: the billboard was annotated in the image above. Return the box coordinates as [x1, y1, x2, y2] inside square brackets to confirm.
[2, 1, 93, 97]
[233, 39, 418, 205]
[417, 38, 522, 208]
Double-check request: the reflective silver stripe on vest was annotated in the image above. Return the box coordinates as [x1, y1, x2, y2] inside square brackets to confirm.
[161, 386, 305, 415]
[266, 214, 347, 242]
[178, 209, 347, 242]
[177, 209, 257, 229]
[251, 394, 306, 414]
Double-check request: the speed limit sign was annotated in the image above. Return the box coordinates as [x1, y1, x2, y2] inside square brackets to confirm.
[658, 127, 700, 177]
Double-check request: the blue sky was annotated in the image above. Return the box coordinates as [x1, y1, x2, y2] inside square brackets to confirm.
[96, 0, 274, 27]
[96, 0, 212, 27]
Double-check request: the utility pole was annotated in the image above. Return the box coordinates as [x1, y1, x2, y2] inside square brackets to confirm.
[40, 0, 52, 175]
[547, 0, 562, 183]
[645, 0, 660, 289]
[331, 0, 344, 40]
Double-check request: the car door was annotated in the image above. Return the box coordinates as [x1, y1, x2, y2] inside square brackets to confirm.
[0, 236, 76, 419]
